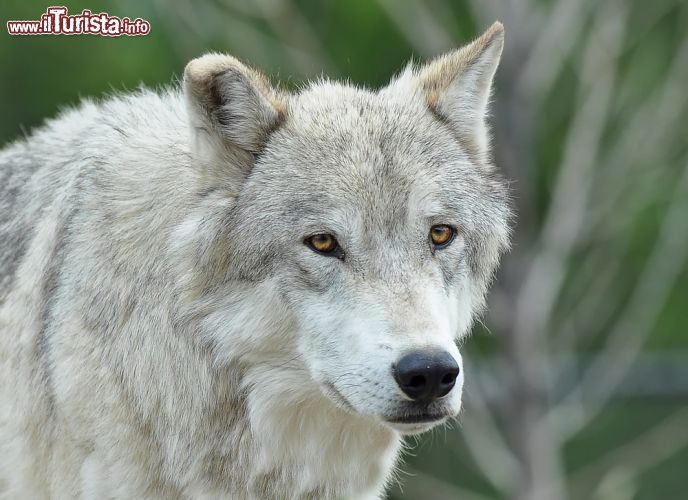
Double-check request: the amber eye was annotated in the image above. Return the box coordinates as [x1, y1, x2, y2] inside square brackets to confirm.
[429, 225, 455, 248]
[305, 233, 343, 258]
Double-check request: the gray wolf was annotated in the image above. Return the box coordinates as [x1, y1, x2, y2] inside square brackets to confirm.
[0, 22, 510, 499]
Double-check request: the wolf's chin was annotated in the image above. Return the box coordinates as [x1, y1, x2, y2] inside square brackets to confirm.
[384, 419, 447, 435]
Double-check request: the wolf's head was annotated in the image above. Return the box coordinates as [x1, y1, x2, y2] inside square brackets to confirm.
[180, 23, 510, 435]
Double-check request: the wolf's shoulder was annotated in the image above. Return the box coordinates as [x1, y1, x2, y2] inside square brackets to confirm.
[0, 86, 194, 298]
[2, 86, 188, 168]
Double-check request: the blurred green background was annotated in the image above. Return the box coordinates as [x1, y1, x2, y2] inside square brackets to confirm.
[1, 0, 687, 498]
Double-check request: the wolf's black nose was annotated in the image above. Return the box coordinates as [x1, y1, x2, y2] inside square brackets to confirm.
[393, 350, 459, 402]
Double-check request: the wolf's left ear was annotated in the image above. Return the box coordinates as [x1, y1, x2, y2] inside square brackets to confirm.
[184, 53, 286, 179]
[418, 22, 504, 158]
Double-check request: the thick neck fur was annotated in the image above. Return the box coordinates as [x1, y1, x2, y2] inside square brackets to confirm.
[168, 363, 402, 499]
[169, 280, 403, 499]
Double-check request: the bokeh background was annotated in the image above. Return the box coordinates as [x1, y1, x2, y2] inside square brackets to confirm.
[2, 0, 687, 498]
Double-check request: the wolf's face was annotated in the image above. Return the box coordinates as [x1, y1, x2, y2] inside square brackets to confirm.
[183, 24, 509, 434]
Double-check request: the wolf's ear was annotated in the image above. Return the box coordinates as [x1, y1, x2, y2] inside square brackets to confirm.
[184, 54, 286, 176]
[418, 22, 504, 158]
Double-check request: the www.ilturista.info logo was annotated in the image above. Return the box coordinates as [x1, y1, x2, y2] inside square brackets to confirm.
[7, 7, 150, 36]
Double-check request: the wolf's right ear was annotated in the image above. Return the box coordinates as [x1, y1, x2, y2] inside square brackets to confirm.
[417, 22, 504, 160]
[184, 54, 286, 176]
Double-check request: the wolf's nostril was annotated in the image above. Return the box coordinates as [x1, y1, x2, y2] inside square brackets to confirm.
[393, 350, 460, 402]
[408, 375, 427, 388]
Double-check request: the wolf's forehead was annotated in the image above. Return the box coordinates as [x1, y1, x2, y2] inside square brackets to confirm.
[289, 82, 427, 134]
[261, 137, 449, 234]
[283, 89, 450, 175]
[257, 83, 475, 225]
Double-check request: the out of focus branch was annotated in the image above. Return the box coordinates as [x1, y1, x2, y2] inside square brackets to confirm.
[552, 37, 688, 354]
[515, 0, 627, 342]
[588, 38, 688, 231]
[569, 407, 688, 497]
[375, 0, 455, 56]
[518, 0, 594, 100]
[250, 0, 336, 76]
[396, 467, 495, 500]
[549, 159, 688, 438]
[459, 375, 520, 494]
[500, 4, 628, 499]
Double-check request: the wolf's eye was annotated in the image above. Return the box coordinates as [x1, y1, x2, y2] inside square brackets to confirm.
[429, 225, 455, 248]
[305, 233, 344, 258]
